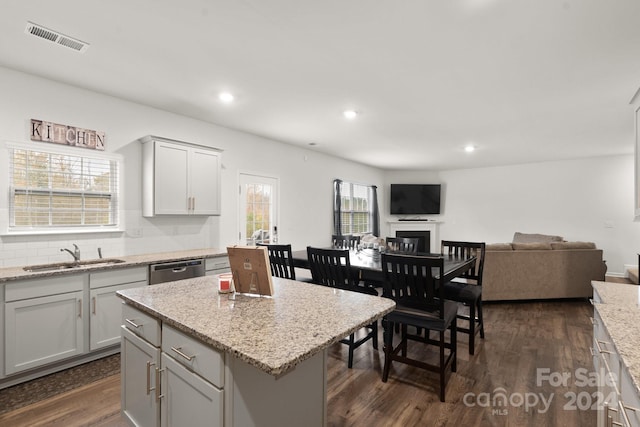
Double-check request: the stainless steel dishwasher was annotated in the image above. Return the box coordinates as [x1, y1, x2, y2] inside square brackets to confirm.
[149, 259, 205, 285]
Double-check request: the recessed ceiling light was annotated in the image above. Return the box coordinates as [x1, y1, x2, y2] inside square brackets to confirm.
[219, 92, 234, 103]
[464, 145, 476, 153]
[343, 110, 358, 120]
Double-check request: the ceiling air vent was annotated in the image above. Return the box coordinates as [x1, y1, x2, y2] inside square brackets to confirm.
[25, 21, 89, 53]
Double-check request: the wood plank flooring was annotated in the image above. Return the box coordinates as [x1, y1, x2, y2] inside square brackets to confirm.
[0, 300, 598, 427]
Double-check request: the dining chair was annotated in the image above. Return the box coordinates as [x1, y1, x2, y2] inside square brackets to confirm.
[331, 234, 360, 250]
[257, 243, 296, 280]
[440, 240, 486, 355]
[380, 252, 457, 402]
[385, 237, 420, 254]
[306, 246, 378, 368]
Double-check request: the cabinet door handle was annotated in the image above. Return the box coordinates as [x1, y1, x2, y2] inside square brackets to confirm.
[125, 318, 142, 329]
[192, 197, 195, 211]
[155, 367, 163, 401]
[596, 340, 614, 354]
[146, 361, 156, 395]
[78, 299, 82, 318]
[92, 296, 97, 315]
[171, 346, 196, 361]
[621, 403, 640, 426]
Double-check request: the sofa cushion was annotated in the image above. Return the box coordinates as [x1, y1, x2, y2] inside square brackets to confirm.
[511, 242, 553, 250]
[486, 243, 513, 251]
[513, 232, 564, 243]
[550, 241, 596, 250]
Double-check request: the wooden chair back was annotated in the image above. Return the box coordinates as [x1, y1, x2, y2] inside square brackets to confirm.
[381, 253, 445, 316]
[385, 237, 419, 254]
[331, 234, 360, 250]
[257, 243, 296, 280]
[440, 241, 486, 286]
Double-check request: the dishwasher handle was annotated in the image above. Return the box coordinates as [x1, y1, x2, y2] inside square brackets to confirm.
[172, 267, 187, 273]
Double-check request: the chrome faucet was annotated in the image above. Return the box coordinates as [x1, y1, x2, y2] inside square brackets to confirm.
[61, 244, 81, 263]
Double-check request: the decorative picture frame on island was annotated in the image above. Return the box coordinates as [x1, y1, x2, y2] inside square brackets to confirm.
[227, 245, 274, 296]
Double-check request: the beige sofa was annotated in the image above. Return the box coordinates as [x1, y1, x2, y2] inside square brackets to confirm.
[482, 233, 607, 301]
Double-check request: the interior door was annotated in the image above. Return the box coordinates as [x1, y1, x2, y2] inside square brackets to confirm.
[238, 173, 278, 245]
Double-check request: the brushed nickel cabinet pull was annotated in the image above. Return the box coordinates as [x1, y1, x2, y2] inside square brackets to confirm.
[92, 296, 97, 315]
[156, 367, 163, 401]
[171, 346, 196, 361]
[125, 318, 142, 329]
[78, 299, 82, 318]
[192, 197, 195, 211]
[596, 340, 613, 354]
[146, 361, 156, 395]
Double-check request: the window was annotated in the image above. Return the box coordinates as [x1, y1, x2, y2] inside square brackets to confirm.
[334, 180, 379, 235]
[8, 145, 119, 232]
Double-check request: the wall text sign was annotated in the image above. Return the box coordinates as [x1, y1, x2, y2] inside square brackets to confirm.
[30, 119, 105, 150]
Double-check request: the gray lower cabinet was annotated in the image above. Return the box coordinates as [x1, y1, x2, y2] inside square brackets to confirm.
[4, 274, 85, 375]
[2, 266, 148, 385]
[89, 267, 147, 351]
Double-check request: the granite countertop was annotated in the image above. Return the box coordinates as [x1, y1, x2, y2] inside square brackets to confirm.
[591, 281, 640, 398]
[0, 248, 228, 282]
[117, 276, 396, 377]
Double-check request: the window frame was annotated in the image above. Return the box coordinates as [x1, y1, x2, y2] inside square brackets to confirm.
[337, 180, 375, 235]
[4, 142, 122, 236]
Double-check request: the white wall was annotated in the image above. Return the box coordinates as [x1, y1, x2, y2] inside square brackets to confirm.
[0, 66, 382, 267]
[383, 155, 640, 276]
[2, 66, 637, 276]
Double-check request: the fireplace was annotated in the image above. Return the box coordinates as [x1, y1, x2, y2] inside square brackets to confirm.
[395, 230, 431, 253]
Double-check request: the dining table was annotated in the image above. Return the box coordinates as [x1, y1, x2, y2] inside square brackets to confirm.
[291, 248, 476, 285]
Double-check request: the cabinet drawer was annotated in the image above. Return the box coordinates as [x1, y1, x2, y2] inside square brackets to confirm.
[5, 274, 85, 302]
[205, 256, 230, 272]
[90, 266, 148, 289]
[122, 304, 161, 347]
[162, 325, 224, 388]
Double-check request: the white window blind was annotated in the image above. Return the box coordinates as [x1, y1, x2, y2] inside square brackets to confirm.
[9, 147, 119, 230]
[339, 181, 372, 234]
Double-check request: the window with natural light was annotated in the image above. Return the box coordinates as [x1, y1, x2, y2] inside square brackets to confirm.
[338, 181, 373, 234]
[8, 147, 119, 231]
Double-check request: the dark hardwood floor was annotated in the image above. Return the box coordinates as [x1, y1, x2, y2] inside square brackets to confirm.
[0, 299, 598, 427]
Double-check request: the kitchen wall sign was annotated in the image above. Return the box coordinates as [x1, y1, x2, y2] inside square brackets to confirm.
[30, 119, 105, 150]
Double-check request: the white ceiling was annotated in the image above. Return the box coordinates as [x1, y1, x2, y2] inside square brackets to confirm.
[2, 0, 640, 170]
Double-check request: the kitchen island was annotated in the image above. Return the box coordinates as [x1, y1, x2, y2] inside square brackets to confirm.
[591, 281, 640, 426]
[117, 276, 395, 427]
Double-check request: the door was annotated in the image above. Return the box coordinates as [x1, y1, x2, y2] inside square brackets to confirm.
[190, 148, 221, 215]
[5, 291, 84, 375]
[90, 282, 146, 351]
[238, 173, 278, 245]
[160, 353, 223, 427]
[155, 141, 189, 215]
[121, 327, 161, 427]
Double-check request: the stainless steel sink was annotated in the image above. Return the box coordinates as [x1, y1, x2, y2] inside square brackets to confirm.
[23, 258, 126, 272]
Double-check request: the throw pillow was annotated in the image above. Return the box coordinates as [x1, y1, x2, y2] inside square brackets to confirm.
[511, 242, 553, 250]
[550, 241, 596, 250]
[512, 232, 564, 244]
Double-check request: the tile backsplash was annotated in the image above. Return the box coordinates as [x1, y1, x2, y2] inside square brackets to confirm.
[0, 210, 218, 268]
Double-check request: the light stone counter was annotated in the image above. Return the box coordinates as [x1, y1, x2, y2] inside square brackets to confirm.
[0, 248, 227, 282]
[117, 276, 396, 376]
[591, 281, 640, 402]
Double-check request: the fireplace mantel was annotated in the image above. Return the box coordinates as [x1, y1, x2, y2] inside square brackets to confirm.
[387, 221, 441, 253]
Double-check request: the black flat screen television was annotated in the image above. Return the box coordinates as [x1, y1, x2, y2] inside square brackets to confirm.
[390, 184, 441, 215]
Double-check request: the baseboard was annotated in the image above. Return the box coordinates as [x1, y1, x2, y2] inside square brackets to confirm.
[607, 272, 627, 279]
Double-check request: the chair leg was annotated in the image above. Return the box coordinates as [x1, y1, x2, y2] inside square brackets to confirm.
[439, 329, 446, 402]
[451, 318, 457, 373]
[401, 324, 408, 357]
[478, 299, 485, 339]
[347, 333, 355, 369]
[372, 321, 378, 350]
[468, 303, 476, 355]
[382, 320, 393, 382]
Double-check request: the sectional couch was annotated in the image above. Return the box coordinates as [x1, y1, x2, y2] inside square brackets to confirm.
[482, 232, 607, 301]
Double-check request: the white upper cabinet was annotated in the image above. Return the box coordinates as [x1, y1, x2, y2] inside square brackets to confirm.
[140, 136, 221, 217]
